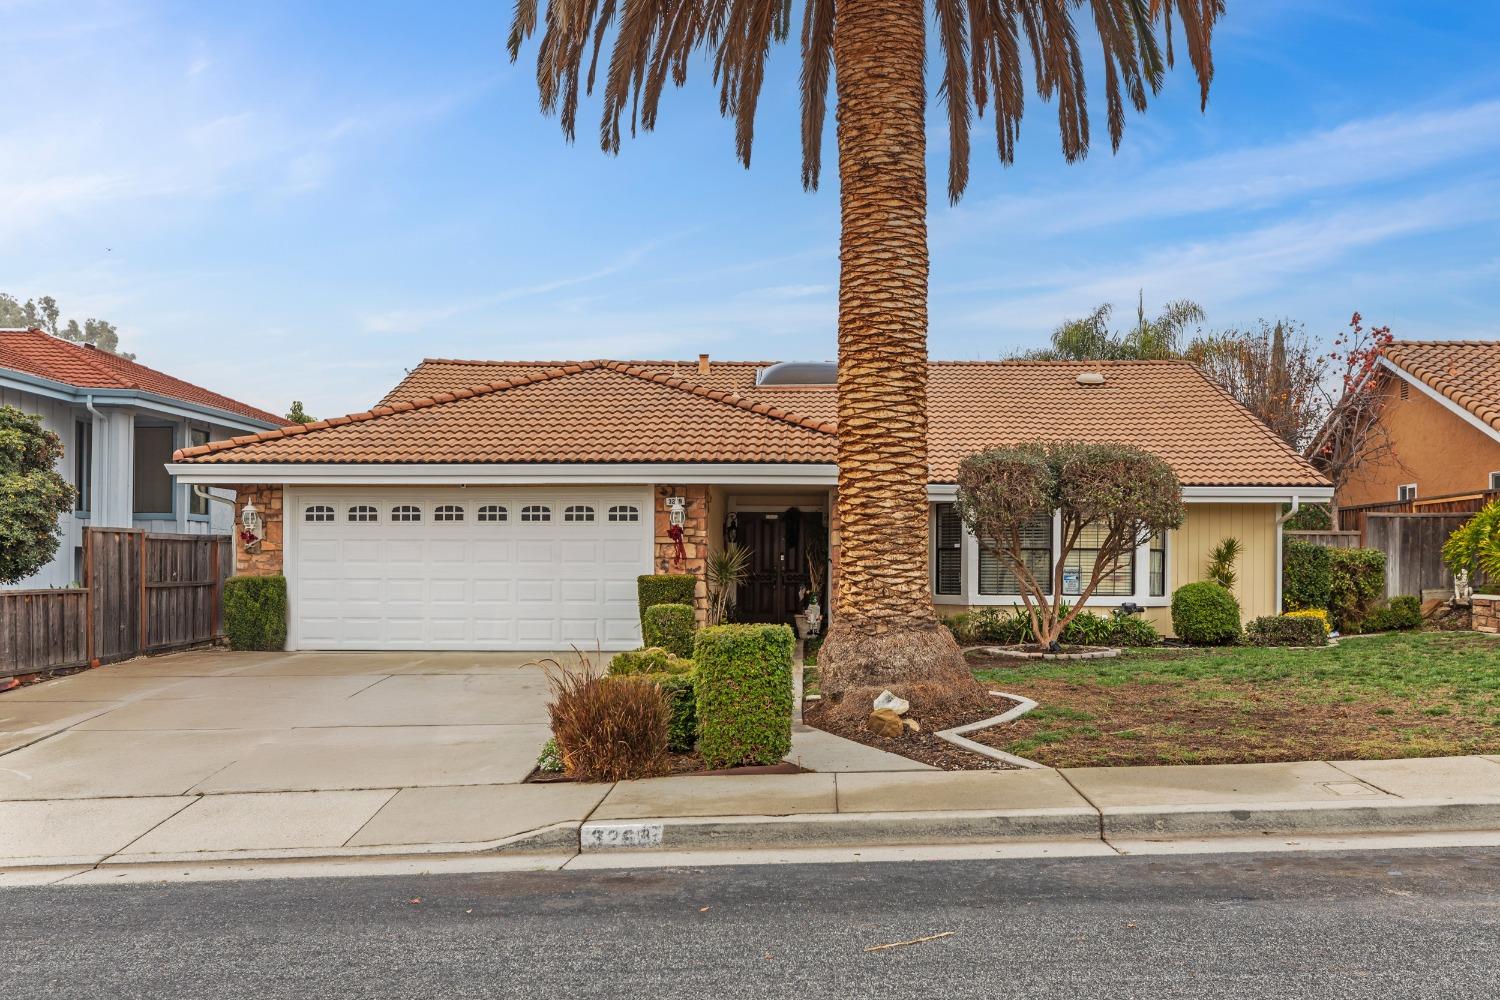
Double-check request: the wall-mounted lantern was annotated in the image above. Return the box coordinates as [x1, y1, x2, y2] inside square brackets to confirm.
[239, 500, 265, 553]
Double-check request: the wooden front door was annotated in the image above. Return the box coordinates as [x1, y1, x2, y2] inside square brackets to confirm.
[734, 511, 818, 625]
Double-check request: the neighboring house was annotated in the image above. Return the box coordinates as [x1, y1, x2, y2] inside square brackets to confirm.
[168, 356, 1330, 650]
[0, 329, 285, 589]
[1332, 340, 1500, 513]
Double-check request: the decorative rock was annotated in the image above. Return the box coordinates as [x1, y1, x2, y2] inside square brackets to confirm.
[901, 717, 921, 733]
[865, 707, 905, 739]
[872, 690, 910, 715]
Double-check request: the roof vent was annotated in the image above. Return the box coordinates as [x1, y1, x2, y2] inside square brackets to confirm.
[1076, 371, 1106, 386]
[756, 361, 837, 386]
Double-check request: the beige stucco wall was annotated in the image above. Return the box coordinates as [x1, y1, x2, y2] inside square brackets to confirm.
[936, 501, 1281, 637]
[1339, 372, 1500, 509]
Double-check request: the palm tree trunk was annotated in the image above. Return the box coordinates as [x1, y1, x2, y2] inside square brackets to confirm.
[817, 0, 979, 702]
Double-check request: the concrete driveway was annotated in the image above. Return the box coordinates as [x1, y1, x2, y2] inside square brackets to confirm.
[0, 650, 605, 868]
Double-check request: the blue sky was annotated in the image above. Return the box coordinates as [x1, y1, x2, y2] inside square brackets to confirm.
[3, 0, 1498, 419]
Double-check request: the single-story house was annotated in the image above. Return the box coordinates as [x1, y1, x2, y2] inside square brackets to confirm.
[1, 328, 285, 589]
[167, 355, 1331, 650]
[1331, 340, 1500, 512]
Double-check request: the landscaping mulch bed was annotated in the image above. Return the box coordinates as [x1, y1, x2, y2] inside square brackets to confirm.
[802, 693, 1021, 771]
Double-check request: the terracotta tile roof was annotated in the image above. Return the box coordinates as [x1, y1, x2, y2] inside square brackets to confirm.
[382, 357, 843, 421]
[0, 328, 284, 426]
[174, 362, 837, 465]
[179, 355, 1326, 487]
[923, 360, 1327, 487]
[1383, 340, 1500, 434]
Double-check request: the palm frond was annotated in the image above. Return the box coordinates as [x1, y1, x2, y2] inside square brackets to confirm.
[935, 0, 973, 202]
[798, 0, 835, 190]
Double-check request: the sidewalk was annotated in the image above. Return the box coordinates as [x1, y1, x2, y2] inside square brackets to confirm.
[7, 754, 1500, 883]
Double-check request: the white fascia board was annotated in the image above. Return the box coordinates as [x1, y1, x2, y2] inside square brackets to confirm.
[926, 483, 1332, 503]
[165, 462, 840, 487]
[1378, 355, 1500, 446]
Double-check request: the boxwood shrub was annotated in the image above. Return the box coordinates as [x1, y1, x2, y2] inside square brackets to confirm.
[223, 575, 287, 651]
[1246, 614, 1328, 647]
[609, 647, 694, 676]
[1171, 581, 1241, 645]
[642, 602, 696, 658]
[1362, 595, 1423, 633]
[637, 574, 696, 626]
[693, 623, 794, 768]
[1282, 539, 1332, 612]
[1329, 547, 1386, 632]
[943, 606, 1161, 647]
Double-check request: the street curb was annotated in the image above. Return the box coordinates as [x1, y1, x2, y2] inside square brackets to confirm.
[1100, 798, 1500, 839]
[579, 807, 1103, 852]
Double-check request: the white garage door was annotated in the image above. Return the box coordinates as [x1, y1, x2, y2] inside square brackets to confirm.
[287, 488, 653, 650]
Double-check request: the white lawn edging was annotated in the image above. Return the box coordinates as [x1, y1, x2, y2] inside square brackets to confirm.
[935, 691, 1045, 769]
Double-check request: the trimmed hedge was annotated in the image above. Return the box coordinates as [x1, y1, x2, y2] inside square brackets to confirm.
[642, 602, 696, 658]
[693, 623, 794, 768]
[638, 574, 696, 626]
[1246, 614, 1328, 647]
[1363, 595, 1423, 633]
[1171, 582, 1241, 645]
[943, 607, 1161, 648]
[1283, 539, 1332, 612]
[609, 647, 694, 676]
[223, 575, 287, 651]
[1329, 547, 1386, 632]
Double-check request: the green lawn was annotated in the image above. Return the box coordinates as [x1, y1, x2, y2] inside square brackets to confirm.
[967, 632, 1500, 767]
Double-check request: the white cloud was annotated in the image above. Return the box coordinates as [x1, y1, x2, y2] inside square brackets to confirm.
[942, 99, 1500, 240]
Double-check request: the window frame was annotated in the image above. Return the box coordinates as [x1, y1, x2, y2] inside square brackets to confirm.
[391, 504, 423, 523]
[131, 423, 176, 517]
[607, 504, 641, 523]
[563, 504, 596, 523]
[303, 504, 336, 523]
[1489, 472, 1500, 492]
[520, 504, 552, 523]
[477, 503, 509, 523]
[74, 419, 93, 515]
[347, 504, 379, 523]
[433, 503, 466, 523]
[932, 503, 964, 597]
[1397, 483, 1418, 502]
[977, 513, 1054, 598]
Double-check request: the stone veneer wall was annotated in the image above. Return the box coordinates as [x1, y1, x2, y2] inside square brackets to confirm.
[654, 484, 710, 624]
[235, 483, 284, 576]
[1474, 595, 1499, 634]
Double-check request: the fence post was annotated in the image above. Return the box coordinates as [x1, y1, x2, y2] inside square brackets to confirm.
[210, 539, 221, 639]
[137, 531, 148, 655]
[84, 528, 96, 666]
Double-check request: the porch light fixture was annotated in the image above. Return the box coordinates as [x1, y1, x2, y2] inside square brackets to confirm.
[240, 500, 265, 553]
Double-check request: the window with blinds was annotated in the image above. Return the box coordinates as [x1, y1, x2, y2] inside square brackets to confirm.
[978, 514, 1053, 596]
[1062, 521, 1134, 596]
[933, 504, 963, 596]
[1149, 533, 1167, 596]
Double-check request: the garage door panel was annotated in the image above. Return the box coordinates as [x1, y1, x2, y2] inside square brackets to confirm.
[291, 488, 649, 650]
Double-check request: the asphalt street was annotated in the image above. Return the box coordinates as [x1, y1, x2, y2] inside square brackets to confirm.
[5, 848, 1500, 999]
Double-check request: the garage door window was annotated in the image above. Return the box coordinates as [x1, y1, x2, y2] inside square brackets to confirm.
[348, 505, 378, 522]
[305, 504, 335, 523]
[392, 504, 422, 522]
[434, 504, 465, 522]
[564, 504, 596, 523]
[608, 504, 640, 523]
[521, 504, 552, 523]
[478, 504, 508, 522]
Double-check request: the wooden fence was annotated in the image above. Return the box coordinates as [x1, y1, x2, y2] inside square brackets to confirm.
[1284, 530, 1363, 549]
[1364, 513, 1474, 599]
[2, 529, 231, 678]
[1338, 488, 1500, 534]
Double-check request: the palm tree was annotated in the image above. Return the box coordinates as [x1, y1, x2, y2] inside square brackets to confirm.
[1026, 293, 1207, 361]
[509, 0, 1223, 701]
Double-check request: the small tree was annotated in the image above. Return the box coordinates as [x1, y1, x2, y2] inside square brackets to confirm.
[1309, 312, 1404, 514]
[286, 401, 315, 424]
[956, 442, 1185, 649]
[0, 406, 74, 584]
[1443, 501, 1500, 588]
[1205, 537, 1241, 590]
